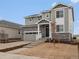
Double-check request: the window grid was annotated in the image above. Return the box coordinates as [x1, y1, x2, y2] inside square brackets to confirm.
[56, 25, 63, 32]
[56, 10, 63, 18]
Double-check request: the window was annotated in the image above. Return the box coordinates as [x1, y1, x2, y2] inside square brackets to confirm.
[56, 25, 63, 32]
[56, 10, 63, 18]
[25, 32, 38, 34]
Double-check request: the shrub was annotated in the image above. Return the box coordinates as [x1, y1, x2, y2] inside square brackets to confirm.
[73, 37, 76, 39]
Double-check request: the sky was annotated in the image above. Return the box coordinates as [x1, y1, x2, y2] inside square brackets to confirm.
[0, 0, 79, 34]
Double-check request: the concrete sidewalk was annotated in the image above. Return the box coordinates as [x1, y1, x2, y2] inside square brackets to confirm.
[0, 52, 46, 59]
[0, 41, 30, 52]
[6, 48, 28, 53]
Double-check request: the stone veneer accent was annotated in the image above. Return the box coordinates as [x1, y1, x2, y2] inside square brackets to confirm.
[52, 33, 72, 41]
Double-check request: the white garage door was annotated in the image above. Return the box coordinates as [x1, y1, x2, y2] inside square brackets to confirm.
[24, 32, 37, 42]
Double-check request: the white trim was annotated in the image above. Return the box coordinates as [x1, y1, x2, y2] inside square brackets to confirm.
[24, 31, 38, 33]
[53, 7, 69, 10]
[36, 19, 50, 24]
[53, 3, 71, 9]
[55, 32, 70, 33]
[49, 23, 52, 38]
[38, 24, 40, 38]
[38, 23, 52, 39]
[55, 8, 64, 19]
[39, 23, 49, 25]
[36, 19, 52, 40]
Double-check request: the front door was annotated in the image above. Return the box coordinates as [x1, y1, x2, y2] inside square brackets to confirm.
[40, 24, 49, 38]
[46, 25, 49, 37]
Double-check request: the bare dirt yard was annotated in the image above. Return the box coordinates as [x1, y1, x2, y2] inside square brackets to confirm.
[16, 43, 78, 59]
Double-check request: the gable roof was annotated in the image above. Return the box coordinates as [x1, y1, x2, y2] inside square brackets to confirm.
[25, 14, 41, 19]
[24, 4, 73, 19]
[53, 4, 72, 9]
[0, 20, 23, 29]
[36, 19, 50, 24]
[41, 10, 51, 14]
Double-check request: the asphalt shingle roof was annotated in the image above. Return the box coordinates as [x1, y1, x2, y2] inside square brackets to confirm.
[0, 20, 23, 29]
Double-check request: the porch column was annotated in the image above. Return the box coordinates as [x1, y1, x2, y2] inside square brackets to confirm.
[37, 24, 40, 40]
[49, 23, 52, 38]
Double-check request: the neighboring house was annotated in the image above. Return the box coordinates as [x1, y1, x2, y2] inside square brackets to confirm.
[23, 4, 74, 41]
[0, 20, 22, 40]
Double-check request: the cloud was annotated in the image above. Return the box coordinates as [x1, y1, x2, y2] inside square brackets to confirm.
[51, 2, 57, 7]
[71, 0, 79, 3]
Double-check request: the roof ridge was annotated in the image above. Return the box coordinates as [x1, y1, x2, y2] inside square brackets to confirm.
[0, 20, 22, 26]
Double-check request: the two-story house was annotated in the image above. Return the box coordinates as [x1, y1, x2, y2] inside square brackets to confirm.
[23, 4, 74, 41]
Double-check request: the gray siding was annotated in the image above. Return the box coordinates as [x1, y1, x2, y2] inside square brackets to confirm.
[42, 12, 51, 20]
[51, 9, 55, 22]
[24, 27, 37, 31]
[64, 8, 69, 33]
[25, 17, 41, 25]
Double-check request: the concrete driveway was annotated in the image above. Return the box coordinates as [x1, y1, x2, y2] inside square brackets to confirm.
[0, 52, 46, 59]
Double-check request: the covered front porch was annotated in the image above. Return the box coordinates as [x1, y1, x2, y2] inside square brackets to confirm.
[36, 19, 52, 40]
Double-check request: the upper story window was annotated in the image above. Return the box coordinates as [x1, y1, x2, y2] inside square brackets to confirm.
[56, 10, 63, 18]
[56, 25, 63, 32]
